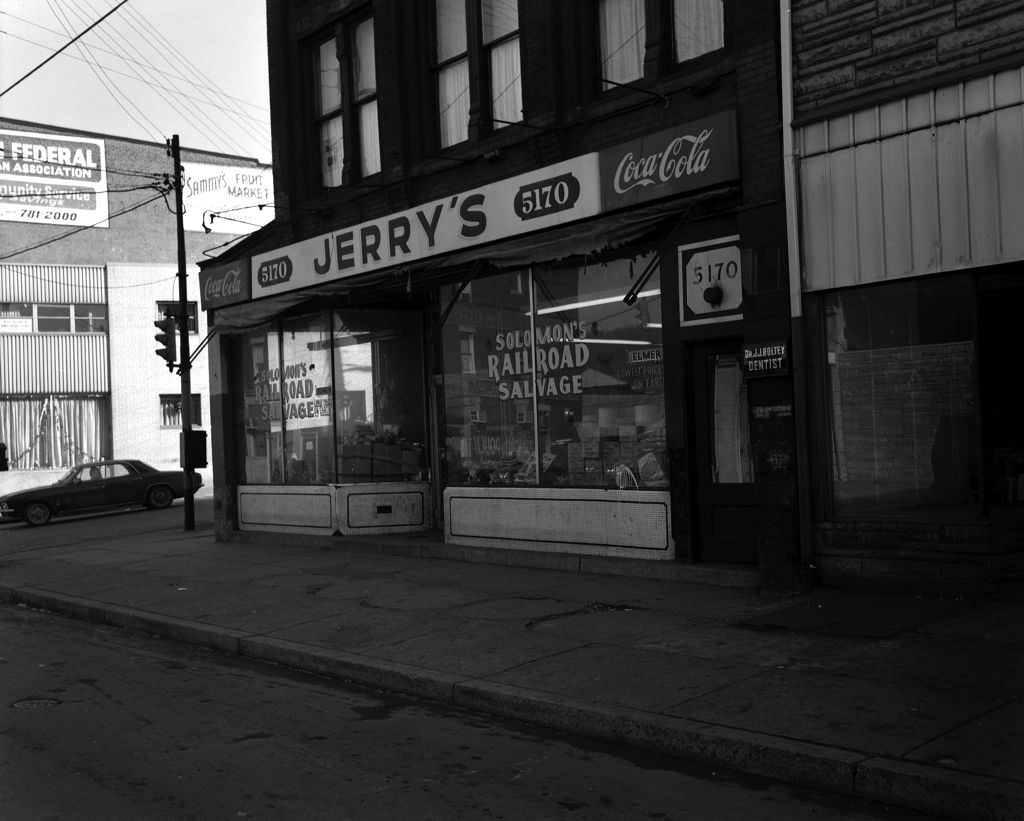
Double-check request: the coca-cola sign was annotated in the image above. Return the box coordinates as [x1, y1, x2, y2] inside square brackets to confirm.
[199, 259, 251, 309]
[599, 111, 739, 208]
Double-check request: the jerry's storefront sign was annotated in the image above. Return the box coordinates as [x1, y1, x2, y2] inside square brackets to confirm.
[201, 111, 740, 310]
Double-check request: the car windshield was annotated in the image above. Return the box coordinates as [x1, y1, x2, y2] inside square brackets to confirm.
[57, 468, 82, 485]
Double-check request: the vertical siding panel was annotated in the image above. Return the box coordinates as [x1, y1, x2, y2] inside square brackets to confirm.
[0, 265, 106, 303]
[880, 134, 913, 276]
[935, 120, 970, 269]
[828, 148, 859, 287]
[965, 113, 999, 264]
[0, 335, 108, 392]
[799, 153, 832, 291]
[853, 142, 885, 282]
[907, 128, 941, 273]
[996, 106, 1024, 259]
[797, 71, 1024, 293]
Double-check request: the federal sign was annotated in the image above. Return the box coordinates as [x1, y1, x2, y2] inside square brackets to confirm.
[0, 128, 109, 227]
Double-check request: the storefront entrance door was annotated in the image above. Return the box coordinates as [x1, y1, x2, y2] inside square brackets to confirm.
[691, 341, 758, 563]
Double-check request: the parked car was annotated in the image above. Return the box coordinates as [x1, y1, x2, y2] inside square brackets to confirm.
[0, 460, 202, 526]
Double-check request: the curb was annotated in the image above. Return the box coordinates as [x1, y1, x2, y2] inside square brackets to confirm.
[3, 583, 1020, 821]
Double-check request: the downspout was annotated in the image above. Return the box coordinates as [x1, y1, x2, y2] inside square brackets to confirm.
[780, 0, 816, 584]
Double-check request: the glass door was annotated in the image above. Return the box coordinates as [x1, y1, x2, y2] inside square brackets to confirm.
[692, 341, 757, 563]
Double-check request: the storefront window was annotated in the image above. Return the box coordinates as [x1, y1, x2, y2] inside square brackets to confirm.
[441, 271, 537, 485]
[334, 310, 426, 483]
[824, 276, 976, 515]
[239, 328, 281, 483]
[441, 257, 667, 489]
[282, 313, 333, 484]
[234, 310, 425, 485]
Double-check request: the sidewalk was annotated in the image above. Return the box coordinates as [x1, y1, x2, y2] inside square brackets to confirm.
[1, 502, 1021, 821]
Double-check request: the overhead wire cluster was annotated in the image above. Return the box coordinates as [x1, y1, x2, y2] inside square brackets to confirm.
[0, 0, 271, 159]
[0, 1, 272, 260]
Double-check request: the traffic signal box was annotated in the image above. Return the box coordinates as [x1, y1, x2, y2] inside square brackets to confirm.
[154, 314, 177, 370]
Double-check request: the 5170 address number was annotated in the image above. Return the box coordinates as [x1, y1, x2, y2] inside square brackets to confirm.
[514, 173, 580, 221]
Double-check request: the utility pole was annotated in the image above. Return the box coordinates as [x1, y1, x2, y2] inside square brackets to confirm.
[168, 134, 195, 531]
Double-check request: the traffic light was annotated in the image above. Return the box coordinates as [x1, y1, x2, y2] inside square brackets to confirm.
[154, 314, 177, 370]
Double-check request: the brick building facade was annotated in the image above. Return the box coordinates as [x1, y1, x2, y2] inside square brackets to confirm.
[200, 0, 812, 588]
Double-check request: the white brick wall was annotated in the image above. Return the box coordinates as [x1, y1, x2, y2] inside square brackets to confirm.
[106, 263, 212, 488]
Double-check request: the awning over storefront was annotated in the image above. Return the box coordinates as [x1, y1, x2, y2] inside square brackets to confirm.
[211, 185, 737, 332]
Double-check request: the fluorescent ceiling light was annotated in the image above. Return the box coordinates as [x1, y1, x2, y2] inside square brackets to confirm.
[529, 289, 661, 316]
[583, 338, 652, 346]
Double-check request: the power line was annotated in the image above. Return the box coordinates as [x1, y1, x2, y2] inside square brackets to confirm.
[122, 2, 269, 149]
[0, 17, 270, 117]
[3, 29, 271, 134]
[1, 4, 271, 160]
[46, 0, 164, 141]
[0, 188, 167, 260]
[0, 0, 131, 99]
[64, 0, 251, 156]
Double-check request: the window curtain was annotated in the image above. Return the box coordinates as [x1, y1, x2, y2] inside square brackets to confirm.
[599, 0, 645, 87]
[359, 100, 381, 176]
[439, 59, 470, 147]
[673, 0, 724, 62]
[711, 356, 751, 484]
[321, 115, 345, 187]
[490, 37, 522, 127]
[353, 18, 381, 175]
[0, 395, 109, 469]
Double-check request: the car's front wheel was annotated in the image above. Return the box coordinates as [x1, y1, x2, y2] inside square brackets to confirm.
[145, 485, 175, 509]
[24, 501, 53, 526]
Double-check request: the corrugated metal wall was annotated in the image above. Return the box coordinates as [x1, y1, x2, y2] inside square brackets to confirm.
[0, 264, 106, 303]
[798, 67, 1024, 291]
[0, 334, 109, 393]
[0, 264, 109, 393]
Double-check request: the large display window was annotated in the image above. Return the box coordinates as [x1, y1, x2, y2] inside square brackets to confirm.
[440, 255, 668, 489]
[822, 275, 977, 516]
[234, 309, 425, 485]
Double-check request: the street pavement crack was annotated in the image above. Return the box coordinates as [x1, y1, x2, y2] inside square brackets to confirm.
[525, 602, 643, 631]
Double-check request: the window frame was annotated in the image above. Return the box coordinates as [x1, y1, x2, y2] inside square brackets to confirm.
[34, 303, 108, 334]
[432, 0, 523, 148]
[593, 0, 728, 98]
[160, 394, 203, 429]
[439, 255, 668, 490]
[665, 0, 725, 65]
[808, 274, 981, 521]
[311, 12, 380, 190]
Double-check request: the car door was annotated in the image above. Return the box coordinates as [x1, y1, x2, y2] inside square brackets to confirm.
[104, 462, 146, 507]
[56, 466, 109, 515]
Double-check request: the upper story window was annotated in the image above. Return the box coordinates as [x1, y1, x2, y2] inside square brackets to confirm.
[315, 15, 380, 188]
[435, 0, 522, 148]
[598, 0, 724, 90]
[672, 0, 724, 62]
[15, 303, 107, 333]
[599, 0, 645, 87]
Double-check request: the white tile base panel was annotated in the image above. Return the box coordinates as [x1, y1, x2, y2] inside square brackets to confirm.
[237, 483, 431, 536]
[444, 486, 674, 560]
